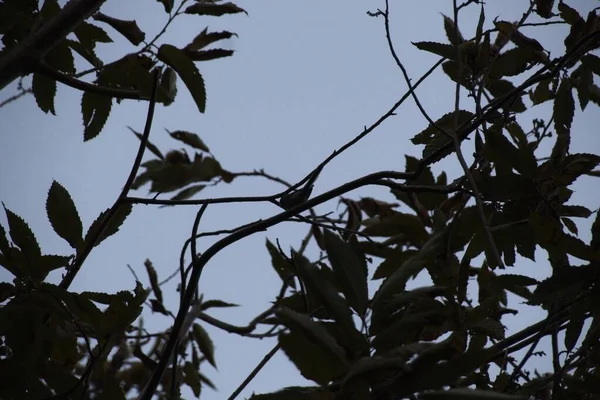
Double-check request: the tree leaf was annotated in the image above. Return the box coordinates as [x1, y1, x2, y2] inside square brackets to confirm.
[265, 239, 295, 284]
[158, 44, 206, 113]
[192, 323, 216, 368]
[156, 0, 174, 13]
[372, 229, 447, 309]
[81, 92, 112, 141]
[32, 73, 56, 115]
[412, 41, 457, 60]
[199, 299, 239, 311]
[184, 29, 237, 52]
[127, 126, 164, 160]
[158, 66, 177, 105]
[292, 251, 355, 329]
[168, 129, 210, 152]
[441, 14, 463, 45]
[93, 13, 145, 46]
[143, 259, 162, 303]
[3, 205, 41, 260]
[276, 308, 348, 366]
[74, 21, 112, 49]
[554, 78, 575, 136]
[323, 230, 368, 316]
[421, 388, 527, 399]
[46, 181, 84, 249]
[184, 2, 247, 16]
[84, 204, 132, 249]
[45, 41, 75, 74]
[169, 184, 205, 202]
[565, 299, 586, 352]
[186, 48, 235, 62]
[490, 47, 537, 78]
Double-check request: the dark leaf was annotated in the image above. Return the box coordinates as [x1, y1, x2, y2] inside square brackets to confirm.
[81, 92, 112, 141]
[46, 181, 84, 249]
[186, 48, 234, 62]
[3, 205, 41, 260]
[490, 47, 537, 78]
[184, 29, 237, 52]
[200, 299, 238, 311]
[184, 2, 247, 16]
[248, 387, 328, 400]
[292, 252, 354, 329]
[168, 129, 210, 152]
[74, 22, 112, 50]
[421, 388, 526, 399]
[323, 230, 368, 316]
[266, 239, 295, 285]
[554, 78, 575, 136]
[192, 323, 216, 367]
[143, 259, 162, 303]
[158, 44, 206, 113]
[156, 0, 174, 13]
[127, 126, 164, 160]
[535, 0, 555, 19]
[66, 39, 103, 69]
[183, 362, 201, 397]
[372, 229, 447, 308]
[84, 204, 132, 249]
[169, 184, 205, 202]
[277, 308, 348, 365]
[32, 72, 56, 115]
[93, 12, 145, 46]
[158, 66, 177, 105]
[441, 14, 464, 45]
[565, 299, 586, 352]
[45, 41, 75, 74]
[531, 79, 554, 104]
[412, 41, 457, 60]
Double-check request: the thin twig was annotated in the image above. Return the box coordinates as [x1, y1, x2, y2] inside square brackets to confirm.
[59, 69, 161, 290]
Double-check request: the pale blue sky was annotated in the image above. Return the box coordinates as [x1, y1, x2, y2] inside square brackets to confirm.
[1, 1, 600, 399]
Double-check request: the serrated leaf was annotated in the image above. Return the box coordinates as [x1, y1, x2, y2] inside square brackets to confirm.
[192, 323, 216, 368]
[143, 259, 162, 303]
[565, 299, 586, 352]
[200, 299, 238, 311]
[74, 21, 112, 49]
[66, 39, 103, 69]
[490, 47, 536, 78]
[411, 110, 473, 144]
[158, 66, 177, 105]
[158, 44, 206, 113]
[248, 387, 328, 400]
[127, 126, 164, 160]
[3, 205, 41, 260]
[323, 230, 368, 316]
[442, 14, 463, 45]
[562, 217, 578, 235]
[156, 0, 174, 13]
[45, 41, 75, 74]
[277, 308, 348, 365]
[554, 78, 575, 136]
[372, 229, 447, 308]
[81, 92, 112, 141]
[39, 254, 71, 273]
[184, 2, 247, 16]
[183, 362, 201, 397]
[32, 73, 56, 115]
[93, 13, 145, 46]
[169, 184, 206, 202]
[168, 129, 210, 152]
[485, 79, 526, 113]
[46, 181, 83, 249]
[421, 388, 526, 399]
[293, 252, 354, 329]
[184, 29, 237, 52]
[531, 79, 554, 104]
[535, 0, 555, 19]
[84, 204, 132, 249]
[475, 6, 485, 44]
[186, 48, 235, 62]
[265, 239, 296, 285]
[412, 41, 457, 60]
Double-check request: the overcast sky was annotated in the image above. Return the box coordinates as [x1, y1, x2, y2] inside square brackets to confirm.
[1, 1, 600, 399]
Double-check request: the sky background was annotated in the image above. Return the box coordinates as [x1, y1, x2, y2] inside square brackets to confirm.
[1, 1, 600, 399]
